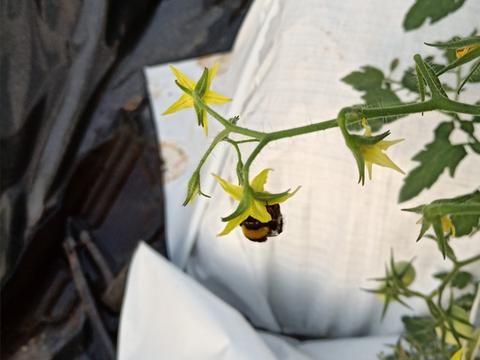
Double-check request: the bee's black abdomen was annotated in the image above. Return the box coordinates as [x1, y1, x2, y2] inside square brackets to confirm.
[240, 204, 283, 242]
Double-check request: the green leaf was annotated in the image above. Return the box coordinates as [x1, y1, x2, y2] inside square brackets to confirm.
[362, 88, 402, 106]
[342, 66, 384, 91]
[470, 142, 480, 154]
[402, 316, 437, 344]
[459, 120, 475, 137]
[455, 293, 476, 311]
[399, 122, 467, 202]
[403, 0, 466, 31]
[451, 272, 473, 289]
[401, 67, 419, 93]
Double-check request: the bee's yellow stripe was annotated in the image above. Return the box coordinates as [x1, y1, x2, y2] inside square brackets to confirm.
[242, 226, 270, 241]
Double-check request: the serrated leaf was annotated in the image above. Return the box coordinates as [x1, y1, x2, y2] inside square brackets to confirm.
[342, 66, 384, 91]
[399, 122, 467, 202]
[401, 67, 419, 93]
[403, 0, 466, 31]
[452, 272, 473, 289]
[362, 89, 403, 130]
[402, 316, 437, 344]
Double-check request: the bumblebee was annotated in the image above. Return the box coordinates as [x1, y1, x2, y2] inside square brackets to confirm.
[240, 204, 283, 242]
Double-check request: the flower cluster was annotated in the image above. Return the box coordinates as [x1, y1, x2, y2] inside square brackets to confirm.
[213, 169, 299, 237]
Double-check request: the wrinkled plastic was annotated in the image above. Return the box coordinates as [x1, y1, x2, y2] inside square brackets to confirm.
[0, 0, 251, 357]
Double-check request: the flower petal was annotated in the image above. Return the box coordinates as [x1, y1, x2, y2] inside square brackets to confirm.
[212, 174, 243, 201]
[207, 63, 219, 90]
[249, 200, 272, 223]
[377, 138, 404, 150]
[366, 161, 373, 180]
[169, 65, 196, 90]
[218, 212, 249, 236]
[202, 111, 208, 136]
[270, 186, 301, 204]
[251, 168, 272, 192]
[203, 90, 231, 105]
[362, 146, 405, 174]
[162, 94, 194, 115]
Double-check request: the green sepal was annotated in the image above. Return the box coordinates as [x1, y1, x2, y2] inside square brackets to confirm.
[414, 54, 448, 99]
[457, 60, 480, 93]
[194, 68, 209, 97]
[431, 218, 447, 259]
[415, 64, 426, 102]
[221, 196, 250, 222]
[352, 130, 391, 145]
[175, 80, 193, 95]
[425, 35, 480, 49]
[183, 171, 210, 206]
[193, 102, 204, 127]
[402, 204, 425, 214]
[253, 189, 291, 202]
[416, 220, 431, 242]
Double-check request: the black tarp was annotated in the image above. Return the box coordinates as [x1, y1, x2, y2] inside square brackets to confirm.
[1, 0, 251, 358]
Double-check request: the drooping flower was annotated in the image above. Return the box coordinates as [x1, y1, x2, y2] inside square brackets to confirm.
[162, 63, 231, 135]
[213, 169, 299, 236]
[360, 118, 405, 180]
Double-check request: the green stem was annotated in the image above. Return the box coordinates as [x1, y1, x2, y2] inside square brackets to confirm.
[195, 129, 230, 171]
[361, 100, 436, 118]
[268, 119, 338, 140]
[243, 140, 269, 184]
[193, 94, 266, 139]
[458, 254, 480, 267]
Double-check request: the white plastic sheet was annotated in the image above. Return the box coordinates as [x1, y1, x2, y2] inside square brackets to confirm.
[118, 242, 397, 359]
[119, 0, 480, 358]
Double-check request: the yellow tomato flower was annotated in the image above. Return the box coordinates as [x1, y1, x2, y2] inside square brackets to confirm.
[360, 118, 405, 180]
[456, 45, 480, 58]
[213, 169, 299, 236]
[162, 63, 231, 135]
[441, 215, 456, 237]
